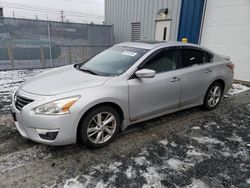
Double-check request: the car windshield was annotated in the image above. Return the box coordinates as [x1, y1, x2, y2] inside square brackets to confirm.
[79, 46, 148, 76]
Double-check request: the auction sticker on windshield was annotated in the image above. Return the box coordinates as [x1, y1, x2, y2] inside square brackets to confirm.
[122, 51, 137, 56]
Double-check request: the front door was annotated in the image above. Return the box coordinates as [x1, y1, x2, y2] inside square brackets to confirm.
[155, 20, 171, 41]
[128, 49, 181, 121]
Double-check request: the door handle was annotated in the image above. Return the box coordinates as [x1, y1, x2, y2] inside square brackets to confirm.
[170, 77, 180, 82]
[205, 68, 212, 73]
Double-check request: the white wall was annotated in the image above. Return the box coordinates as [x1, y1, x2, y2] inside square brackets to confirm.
[201, 0, 250, 81]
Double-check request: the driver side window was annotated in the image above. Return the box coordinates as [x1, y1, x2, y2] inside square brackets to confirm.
[143, 50, 176, 73]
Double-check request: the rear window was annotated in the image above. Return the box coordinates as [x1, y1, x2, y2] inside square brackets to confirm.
[205, 52, 214, 63]
[180, 49, 205, 67]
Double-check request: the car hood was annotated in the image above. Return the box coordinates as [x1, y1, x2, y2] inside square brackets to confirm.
[21, 65, 110, 95]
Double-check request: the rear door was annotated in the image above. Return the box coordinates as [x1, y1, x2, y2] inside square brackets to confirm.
[179, 47, 215, 106]
[128, 48, 182, 121]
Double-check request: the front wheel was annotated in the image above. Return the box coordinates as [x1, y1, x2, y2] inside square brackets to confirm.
[79, 106, 120, 148]
[204, 82, 223, 110]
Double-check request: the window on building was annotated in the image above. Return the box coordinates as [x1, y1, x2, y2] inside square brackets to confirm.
[131, 22, 141, 41]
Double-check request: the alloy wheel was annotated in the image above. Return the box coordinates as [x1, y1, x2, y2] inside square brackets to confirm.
[207, 85, 221, 107]
[87, 112, 117, 144]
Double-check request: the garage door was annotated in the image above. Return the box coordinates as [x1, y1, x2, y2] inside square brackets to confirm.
[201, 0, 250, 82]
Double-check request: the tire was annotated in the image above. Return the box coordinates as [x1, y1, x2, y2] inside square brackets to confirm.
[79, 106, 120, 148]
[204, 82, 223, 110]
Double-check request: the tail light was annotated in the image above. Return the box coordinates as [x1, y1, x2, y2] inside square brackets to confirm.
[227, 63, 235, 72]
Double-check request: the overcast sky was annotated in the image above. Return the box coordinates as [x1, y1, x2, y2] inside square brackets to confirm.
[0, 0, 104, 24]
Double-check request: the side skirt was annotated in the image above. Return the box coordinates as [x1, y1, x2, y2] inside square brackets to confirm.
[121, 101, 203, 131]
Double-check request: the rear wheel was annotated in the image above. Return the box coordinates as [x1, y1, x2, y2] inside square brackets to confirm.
[204, 82, 223, 110]
[79, 106, 120, 148]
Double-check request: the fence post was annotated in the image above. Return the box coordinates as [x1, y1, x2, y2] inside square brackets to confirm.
[47, 21, 53, 68]
[7, 46, 14, 69]
[40, 47, 45, 68]
[68, 46, 72, 64]
[91, 47, 93, 58]
[81, 46, 85, 61]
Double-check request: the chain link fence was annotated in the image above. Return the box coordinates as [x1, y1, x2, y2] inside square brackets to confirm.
[0, 17, 114, 70]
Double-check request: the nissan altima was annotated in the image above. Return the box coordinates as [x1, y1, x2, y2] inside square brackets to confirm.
[11, 41, 234, 148]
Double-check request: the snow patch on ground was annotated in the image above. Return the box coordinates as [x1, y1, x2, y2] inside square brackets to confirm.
[227, 132, 243, 142]
[134, 156, 150, 166]
[90, 162, 122, 176]
[204, 121, 217, 127]
[108, 161, 122, 172]
[0, 146, 51, 173]
[220, 151, 231, 157]
[63, 162, 120, 188]
[167, 158, 193, 170]
[192, 126, 201, 130]
[125, 166, 135, 179]
[158, 138, 168, 145]
[64, 177, 84, 188]
[187, 178, 207, 188]
[139, 147, 150, 156]
[0, 69, 46, 93]
[246, 178, 250, 184]
[63, 175, 104, 188]
[192, 136, 224, 145]
[91, 165, 103, 171]
[233, 149, 249, 161]
[0, 69, 47, 114]
[226, 83, 250, 96]
[142, 166, 163, 188]
[186, 149, 210, 157]
[170, 141, 177, 147]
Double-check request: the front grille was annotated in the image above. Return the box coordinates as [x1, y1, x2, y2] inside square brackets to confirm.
[15, 95, 34, 111]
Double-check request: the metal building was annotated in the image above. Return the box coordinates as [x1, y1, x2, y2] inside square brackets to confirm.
[105, 0, 182, 43]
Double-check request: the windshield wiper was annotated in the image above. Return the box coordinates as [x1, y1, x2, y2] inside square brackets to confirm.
[80, 67, 98, 75]
[74, 63, 86, 70]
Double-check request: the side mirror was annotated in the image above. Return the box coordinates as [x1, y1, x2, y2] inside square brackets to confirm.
[135, 69, 156, 78]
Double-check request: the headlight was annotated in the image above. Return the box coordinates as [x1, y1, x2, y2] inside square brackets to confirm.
[34, 96, 80, 115]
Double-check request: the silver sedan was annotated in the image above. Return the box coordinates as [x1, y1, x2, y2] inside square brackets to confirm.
[11, 41, 234, 148]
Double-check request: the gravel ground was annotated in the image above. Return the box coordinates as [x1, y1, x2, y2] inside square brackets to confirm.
[0, 69, 250, 188]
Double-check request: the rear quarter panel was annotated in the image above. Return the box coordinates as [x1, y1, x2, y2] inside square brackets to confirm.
[209, 56, 234, 94]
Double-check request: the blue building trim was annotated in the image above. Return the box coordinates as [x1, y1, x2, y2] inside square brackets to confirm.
[177, 0, 205, 44]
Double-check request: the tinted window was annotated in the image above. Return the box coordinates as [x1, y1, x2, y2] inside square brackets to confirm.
[180, 49, 205, 67]
[205, 52, 213, 63]
[143, 50, 176, 73]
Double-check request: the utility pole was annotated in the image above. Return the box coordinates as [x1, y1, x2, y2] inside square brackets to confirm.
[0, 7, 3, 17]
[35, 15, 38, 20]
[60, 10, 65, 22]
[12, 11, 15, 18]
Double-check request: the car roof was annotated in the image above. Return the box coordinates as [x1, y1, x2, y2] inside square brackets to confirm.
[115, 40, 202, 50]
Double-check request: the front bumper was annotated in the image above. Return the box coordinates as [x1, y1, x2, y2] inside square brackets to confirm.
[11, 90, 80, 146]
